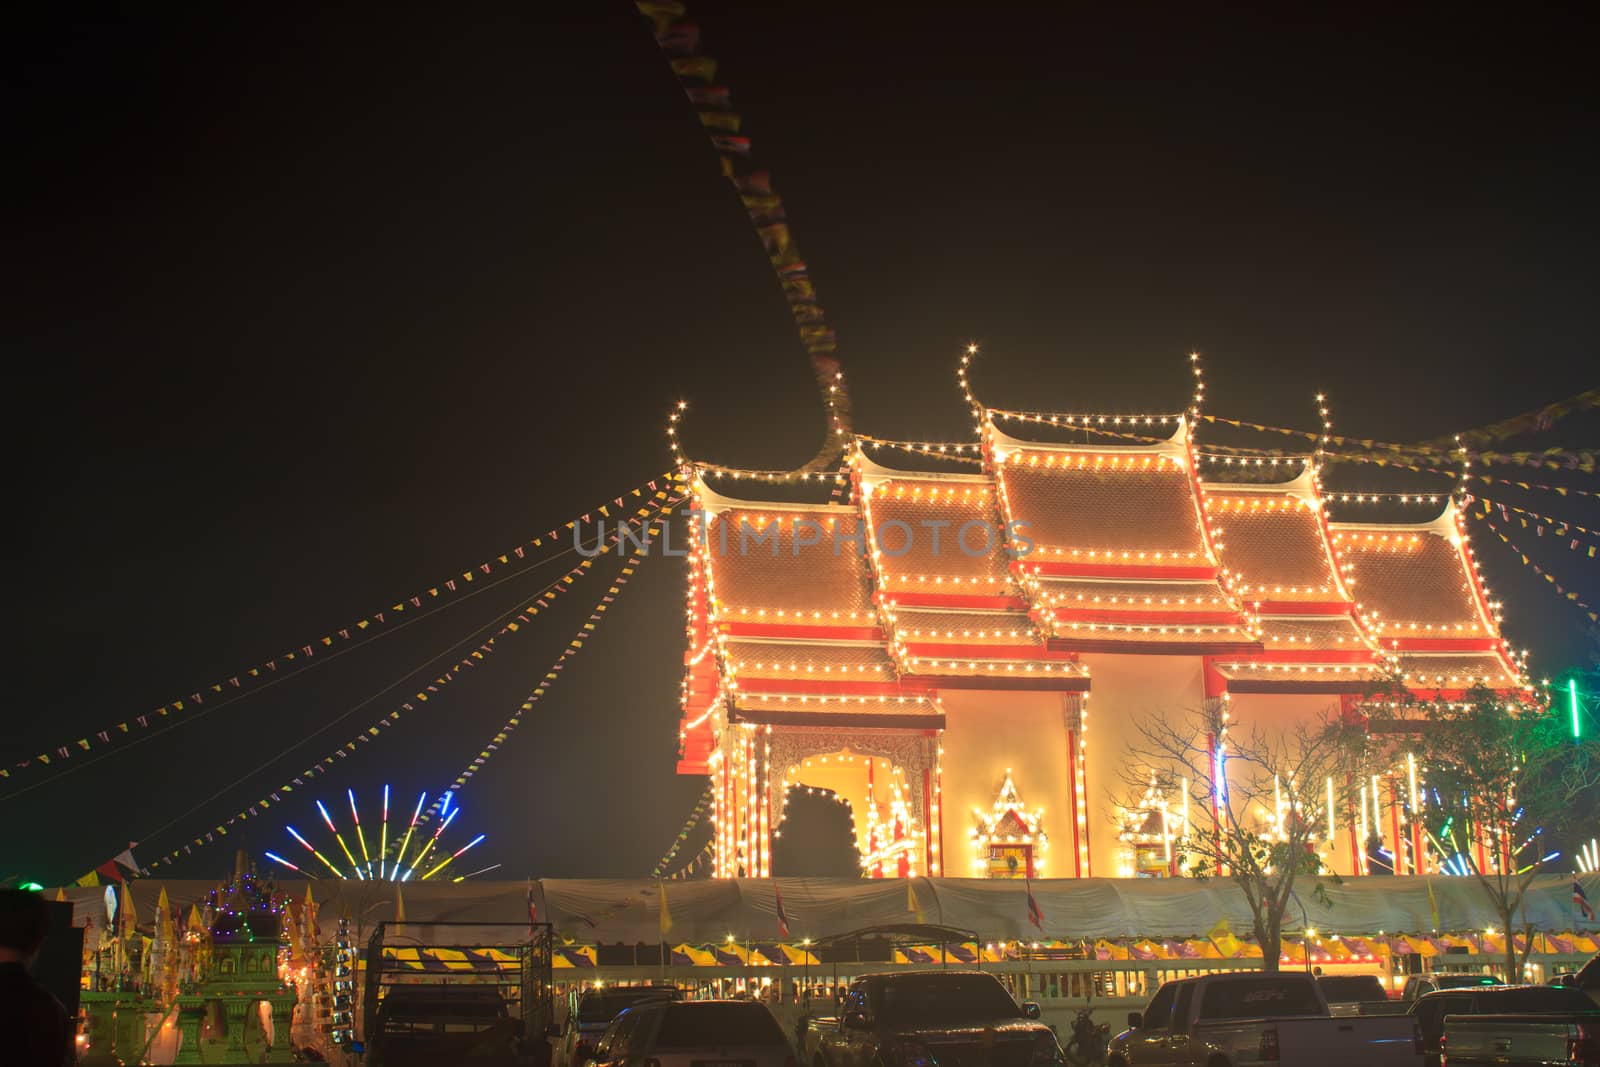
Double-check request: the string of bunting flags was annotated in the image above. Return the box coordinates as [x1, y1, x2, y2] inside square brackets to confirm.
[636, 0, 851, 475]
[1203, 414, 1594, 471]
[416, 503, 680, 824]
[1465, 495, 1600, 549]
[663, 839, 713, 881]
[1474, 516, 1598, 623]
[123, 497, 678, 877]
[2, 472, 678, 782]
[1413, 386, 1598, 450]
[651, 781, 714, 878]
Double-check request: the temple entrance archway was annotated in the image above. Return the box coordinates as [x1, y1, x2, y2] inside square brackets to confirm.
[770, 785, 861, 877]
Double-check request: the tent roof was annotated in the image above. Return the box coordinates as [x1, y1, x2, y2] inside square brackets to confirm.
[49, 874, 1593, 948]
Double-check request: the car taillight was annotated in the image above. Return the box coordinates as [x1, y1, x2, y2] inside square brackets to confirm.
[1032, 1031, 1058, 1065]
[1438, 1033, 1446, 1067]
[1259, 1026, 1279, 1062]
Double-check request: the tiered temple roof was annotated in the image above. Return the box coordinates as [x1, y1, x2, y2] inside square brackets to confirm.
[987, 415, 1263, 655]
[857, 454, 1088, 688]
[1200, 465, 1389, 693]
[1331, 510, 1524, 696]
[674, 400, 1530, 770]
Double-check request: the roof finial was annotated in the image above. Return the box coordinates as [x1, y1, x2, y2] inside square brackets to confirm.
[666, 399, 694, 478]
[1313, 391, 1333, 476]
[957, 342, 985, 433]
[1452, 433, 1471, 505]
[1187, 351, 1206, 435]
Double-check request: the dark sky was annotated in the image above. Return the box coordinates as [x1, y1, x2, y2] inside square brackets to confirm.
[10, 4, 1597, 885]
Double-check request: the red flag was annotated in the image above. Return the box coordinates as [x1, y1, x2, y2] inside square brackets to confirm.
[1025, 879, 1044, 931]
[775, 884, 791, 939]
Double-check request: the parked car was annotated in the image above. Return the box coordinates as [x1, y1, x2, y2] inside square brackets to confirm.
[1106, 971, 1423, 1067]
[1402, 974, 1502, 1003]
[554, 985, 682, 1067]
[594, 999, 795, 1067]
[1411, 984, 1595, 1067]
[1318, 974, 1391, 1016]
[805, 970, 1058, 1067]
[365, 984, 519, 1067]
[1440, 1010, 1600, 1066]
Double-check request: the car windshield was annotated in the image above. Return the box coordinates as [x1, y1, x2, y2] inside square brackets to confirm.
[874, 974, 1023, 1026]
[1199, 978, 1324, 1019]
[654, 1003, 788, 1047]
[578, 990, 676, 1024]
[1317, 976, 1386, 1003]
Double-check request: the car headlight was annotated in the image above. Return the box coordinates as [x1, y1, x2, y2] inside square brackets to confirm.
[1032, 1031, 1061, 1065]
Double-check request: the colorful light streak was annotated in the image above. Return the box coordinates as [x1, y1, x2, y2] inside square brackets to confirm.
[273, 786, 485, 881]
[349, 788, 373, 878]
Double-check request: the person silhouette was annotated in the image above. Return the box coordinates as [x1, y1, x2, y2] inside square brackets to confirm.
[0, 888, 74, 1066]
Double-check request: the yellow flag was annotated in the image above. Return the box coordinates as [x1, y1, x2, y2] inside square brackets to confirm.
[1427, 879, 1440, 931]
[1207, 917, 1242, 958]
[120, 883, 138, 932]
[658, 881, 673, 936]
[394, 884, 406, 924]
[54, 888, 67, 902]
[907, 880, 926, 922]
[75, 871, 98, 888]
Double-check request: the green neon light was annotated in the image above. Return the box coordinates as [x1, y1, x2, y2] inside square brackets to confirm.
[1573, 679, 1583, 739]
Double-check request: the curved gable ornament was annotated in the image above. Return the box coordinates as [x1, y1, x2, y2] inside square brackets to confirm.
[972, 771, 1048, 878]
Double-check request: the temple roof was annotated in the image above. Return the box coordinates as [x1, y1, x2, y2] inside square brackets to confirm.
[675, 410, 1529, 754]
[1331, 508, 1525, 693]
[987, 418, 1260, 654]
[1202, 471, 1347, 603]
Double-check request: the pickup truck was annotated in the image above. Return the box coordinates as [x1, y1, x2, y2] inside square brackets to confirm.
[1440, 1012, 1600, 1067]
[1106, 971, 1422, 1067]
[805, 970, 1061, 1067]
[1413, 984, 1596, 1067]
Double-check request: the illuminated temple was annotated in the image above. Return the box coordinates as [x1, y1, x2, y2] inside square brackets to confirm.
[675, 390, 1528, 882]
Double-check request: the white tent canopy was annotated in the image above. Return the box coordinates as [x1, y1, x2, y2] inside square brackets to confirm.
[54, 874, 1598, 948]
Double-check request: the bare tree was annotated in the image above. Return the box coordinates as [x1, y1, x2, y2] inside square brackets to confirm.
[1121, 700, 1366, 972]
[1379, 685, 1600, 980]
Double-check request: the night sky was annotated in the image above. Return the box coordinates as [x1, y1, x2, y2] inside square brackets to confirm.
[10, 5, 1597, 885]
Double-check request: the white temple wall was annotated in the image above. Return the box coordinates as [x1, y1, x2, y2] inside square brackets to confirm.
[1224, 691, 1355, 876]
[938, 690, 1076, 878]
[1077, 653, 1206, 878]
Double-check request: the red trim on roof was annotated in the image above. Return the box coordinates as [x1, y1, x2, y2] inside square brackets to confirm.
[734, 678, 906, 697]
[1226, 679, 1374, 695]
[1382, 637, 1499, 652]
[1047, 637, 1264, 656]
[1252, 601, 1355, 616]
[728, 708, 946, 730]
[900, 642, 1076, 661]
[1051, 608, 1245, 626]
[884, 592, 1030, 611]
[1018, 560, 1220, 581]
[1220, 648, 1381, 665]
[906, 674, 1091, 693]
[717, 621, 885, 642]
